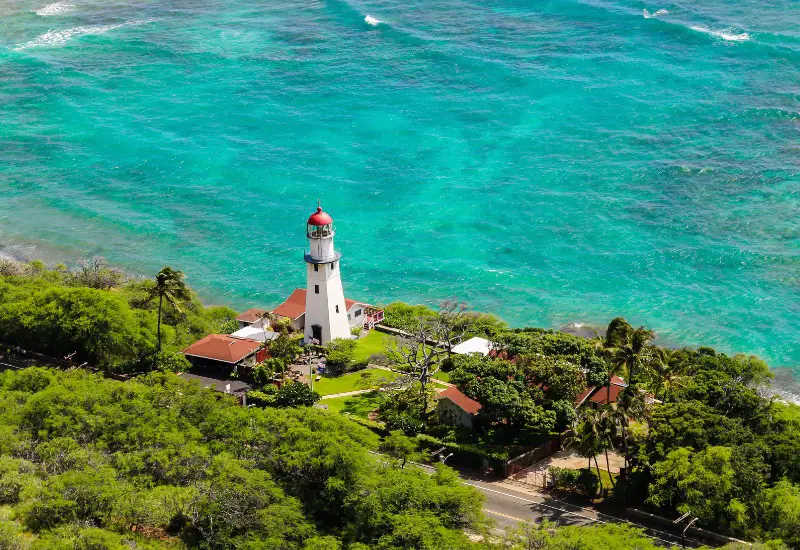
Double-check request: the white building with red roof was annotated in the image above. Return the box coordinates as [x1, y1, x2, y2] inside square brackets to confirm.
[271, 288, 375, 334]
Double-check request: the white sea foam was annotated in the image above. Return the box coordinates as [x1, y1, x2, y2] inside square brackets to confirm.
[690, 25, 750, 42]
[16, 18, 154, 50]
[642, 8, 668, 19]
[33, 2, 75, 16]
[364, 15, 381, 26]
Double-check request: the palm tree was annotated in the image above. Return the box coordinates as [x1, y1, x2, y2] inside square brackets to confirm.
[601, 318, 655, 476]
[146, 267, 190, 352]
[597, 407, 617, 489]
[604, 318, 656, 389]
[572, 408, 606, 482]
[650, 348, 688, 400]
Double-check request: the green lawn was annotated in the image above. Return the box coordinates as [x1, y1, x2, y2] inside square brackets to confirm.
[321, 391, 382, 418]
[598, 468, 618, 489]
[314, 368, 401, 396]
[433, 370, 451, 383]
[352, 330, 395, 363]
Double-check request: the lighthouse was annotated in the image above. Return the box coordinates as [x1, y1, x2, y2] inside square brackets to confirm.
[303, 204, 351, 345]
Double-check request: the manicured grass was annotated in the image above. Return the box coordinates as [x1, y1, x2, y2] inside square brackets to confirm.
[322, 391, 382, 418]
[352, 330, 395, 363]
[433, 370, 451, 383]
[314, 368, 401, 396]
[596, 468, 618, 489]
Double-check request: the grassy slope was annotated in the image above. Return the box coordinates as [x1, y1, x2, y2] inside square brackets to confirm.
[315, 369, 401, 396]
[322, 391, 382, 418]
[352, 330, 395, 363]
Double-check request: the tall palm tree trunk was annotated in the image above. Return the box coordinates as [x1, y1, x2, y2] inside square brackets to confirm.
[157, 293, 163, 351]
[593, 456, 603, 487]
[604, 447, 616, 488]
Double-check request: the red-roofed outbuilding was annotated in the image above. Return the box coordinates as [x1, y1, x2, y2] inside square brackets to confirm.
[182, 334, 264, 368]
[436, 387, 483, 429]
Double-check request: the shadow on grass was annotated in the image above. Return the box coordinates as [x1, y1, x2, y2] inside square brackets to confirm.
[340, 390, 382, 417]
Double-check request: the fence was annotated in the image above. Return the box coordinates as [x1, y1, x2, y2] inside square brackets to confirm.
[503, 436, 562, 477]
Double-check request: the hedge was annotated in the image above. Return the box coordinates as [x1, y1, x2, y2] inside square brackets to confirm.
[344, 414, 389, 436]
[415, 433, 507, 475]
[549, 467, 599, 498]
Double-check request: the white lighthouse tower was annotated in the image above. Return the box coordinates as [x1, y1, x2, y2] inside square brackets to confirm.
[304, 204, 351, 345]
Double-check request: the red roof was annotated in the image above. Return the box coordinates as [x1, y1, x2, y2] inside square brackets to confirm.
[182, 334, 261, 364]
[589, 383, 624, 405]
[272, 289, 307, 320]
[272, 288, 369, 320]
[575, 375, 627, 407]
[437, 387, 482, 415]
[235, 308, 267, 323]
[308, 207, 333, 226]
[574, 386, 597, 407]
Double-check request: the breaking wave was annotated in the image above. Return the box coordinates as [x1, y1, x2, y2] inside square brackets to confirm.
[643, 8, 668, 19]
[690, 25, 750, 41]
[16, 19, 154, 50]
[364, 15, 381, 26]
[32, 2, 75, 16]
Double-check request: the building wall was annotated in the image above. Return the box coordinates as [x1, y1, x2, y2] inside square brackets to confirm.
[347, 304, 366, 328]
[305, 259, 350, 344]
[437, 399, 474, 429]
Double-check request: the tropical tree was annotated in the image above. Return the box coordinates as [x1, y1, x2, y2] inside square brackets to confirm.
[650, 348, 688, 400]
[571, 408, 607, 481]
[145, 267, 190, 351]
[604, 318, 656, 389]
[385, 301, 472, 429]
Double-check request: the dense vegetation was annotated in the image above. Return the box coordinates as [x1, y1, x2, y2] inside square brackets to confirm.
[0, 259, 237, 371]
[0, 368, 486, 549]
[1, 261, 798, 547]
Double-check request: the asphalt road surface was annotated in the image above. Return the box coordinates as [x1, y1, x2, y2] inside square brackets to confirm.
[390, 456, 710, 548]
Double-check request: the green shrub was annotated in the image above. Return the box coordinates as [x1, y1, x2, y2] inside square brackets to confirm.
[344, 415, 389, 436]
[246, 387, 277, 407]
[274, 382, 320, 408]
[325, 338, 358, 375]
[549, 467, 599, 498]
[577, 468, 600, 498]
[415, 434, 507, 474]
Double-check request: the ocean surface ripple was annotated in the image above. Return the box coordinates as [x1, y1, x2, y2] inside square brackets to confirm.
[0, 0, 798, 392]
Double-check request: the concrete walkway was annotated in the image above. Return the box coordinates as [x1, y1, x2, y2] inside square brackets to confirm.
[319, 389, 376, 400]
[370, 363, 454, 387]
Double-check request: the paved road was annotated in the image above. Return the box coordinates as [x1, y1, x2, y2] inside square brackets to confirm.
[382, 455, 709, 548]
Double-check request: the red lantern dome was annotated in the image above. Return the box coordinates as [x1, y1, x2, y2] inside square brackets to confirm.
[307, 206, 332, 226]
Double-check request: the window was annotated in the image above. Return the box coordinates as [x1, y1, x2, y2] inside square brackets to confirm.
[347, 313, 351, 320]
[354, 309, 362, 317]
[314, 264, 318, 272]
[314, 285, 319, 294]
[335, 305, 339, 313]
[331, 262, 336, 270]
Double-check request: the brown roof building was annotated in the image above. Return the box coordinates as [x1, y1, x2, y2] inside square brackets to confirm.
[182, 334, 262, 366]
[574, 375, 628, 408]
[235, 308, 268, 324]
[436, 386, 483, 429]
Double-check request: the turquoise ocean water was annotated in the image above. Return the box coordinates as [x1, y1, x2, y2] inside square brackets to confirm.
[1, 0, 798, 394]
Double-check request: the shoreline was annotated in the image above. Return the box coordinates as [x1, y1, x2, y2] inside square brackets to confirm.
[2, 243, 799, 404]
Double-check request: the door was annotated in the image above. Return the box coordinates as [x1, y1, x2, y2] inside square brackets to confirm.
[311, 324, 322, 344]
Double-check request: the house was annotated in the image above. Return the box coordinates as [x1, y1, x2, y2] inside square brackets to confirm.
[436, 386, 483, 429]
[271, 288, 380, 336]
[451, 336, 493, 356]
[574, 375, 627, 409]
[228, 325, 279, 343]
[178, 372, 253, 406]
[181, 334, 265, 369]
[235, 308, 268, 329]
